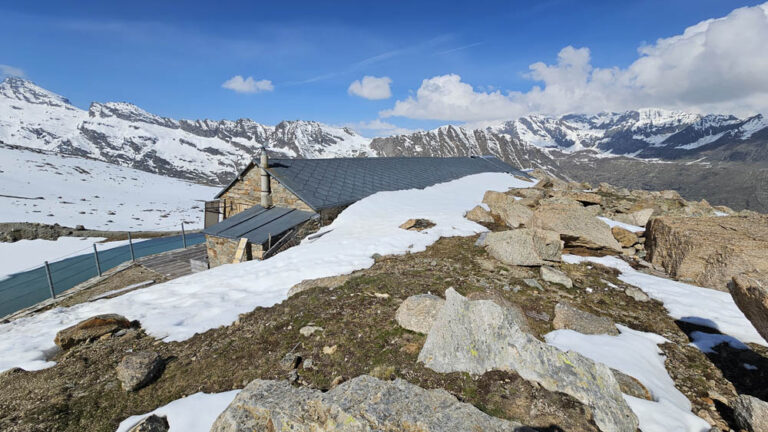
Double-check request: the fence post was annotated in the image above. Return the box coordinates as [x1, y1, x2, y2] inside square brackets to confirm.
[181, 222, 187, 249]
[44, 261, 56, 299]
[128, 232, 135, 261]
[93, 244, 102, 277]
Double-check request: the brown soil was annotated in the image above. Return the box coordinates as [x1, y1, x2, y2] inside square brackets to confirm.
[0, 235, 765, 431]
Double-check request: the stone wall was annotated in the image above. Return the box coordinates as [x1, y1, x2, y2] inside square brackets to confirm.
[206, 235, 265, 268]
[220, 166, 314, 217]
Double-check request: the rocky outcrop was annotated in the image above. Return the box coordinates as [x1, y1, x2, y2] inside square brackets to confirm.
[418, 289, 638, 432]
[116, 351, 163, 391]
[732, 394, 768, 432]
[54, 314, 133, 349]
[210, 375, 527, 431]
[729, 273, 768, 342]
[483, 228, 562, 266]
[482, 191, 534, 228]
[395, 294, 445, 334]
[552, 303, 619, 336]
[646, 215, 768, 290]
[530, 205, 622, 252]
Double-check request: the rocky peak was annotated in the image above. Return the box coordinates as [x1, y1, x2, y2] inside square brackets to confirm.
[88, 102, 179, 128]
[0, 77, 73, 108]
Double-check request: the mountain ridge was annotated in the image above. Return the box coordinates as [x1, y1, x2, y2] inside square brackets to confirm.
[1, 76, 767, 213]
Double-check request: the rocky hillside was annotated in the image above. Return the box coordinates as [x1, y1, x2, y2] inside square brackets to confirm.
[1, 173, 767, 432]
[0, 77, 371, 185]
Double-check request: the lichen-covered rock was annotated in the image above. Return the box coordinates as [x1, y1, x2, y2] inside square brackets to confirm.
[540, 266, 573, 288]
[732, 394, 768, 432]
[530, 205, 622, 252]
[465, 205, 495, 223]
[210, 375, 527, 432]
[395, 294, 445, 334]
[729, 273, 768, 342]
[647, 215, 768, 290]
[54, 314, 132, 349]
[482, 191, 534, 228]
[127, 414, 169, 432]
[484, 228, 562, 266]
[116, 351, 163, 391]
[552, 302, 619, 336]
[418, 289, 637, 432]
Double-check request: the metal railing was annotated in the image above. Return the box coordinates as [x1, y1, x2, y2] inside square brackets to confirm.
[0, 223, 202, 318]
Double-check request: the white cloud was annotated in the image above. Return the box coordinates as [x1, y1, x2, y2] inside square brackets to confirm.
[0, 64, 25, 78]
[348, 76, 392, 100]
[383, 2, 768, 121]
[221, 75, 274, 94]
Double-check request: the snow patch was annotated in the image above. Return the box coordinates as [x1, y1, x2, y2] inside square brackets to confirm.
[116, 390, 240, 432]
[562, 255, 766, 346]
[545, 325, 710, 432]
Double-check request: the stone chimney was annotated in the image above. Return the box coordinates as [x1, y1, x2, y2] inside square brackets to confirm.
[259, 146, 272, 208]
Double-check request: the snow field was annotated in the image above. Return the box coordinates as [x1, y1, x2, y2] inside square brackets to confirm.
[0, 173, 532, 372]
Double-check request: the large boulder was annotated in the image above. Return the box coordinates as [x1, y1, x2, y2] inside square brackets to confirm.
[646, 215, 768, 290]
[395, 294, 445, 334]
[418, 289, 638, 432]
[483, 229, 562, 266]
[732, 394, 768, 432]
[530, 205, 622, 252]
[116, 351, 164, 391]
[552, 303, 619, 336]
[54, 314, 133, 349]
[210, 375, 525, 432]
[729, 273, 768, 343]
[482, 191, 534, 228]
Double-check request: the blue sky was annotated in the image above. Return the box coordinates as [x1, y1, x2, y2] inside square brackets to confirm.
[1, 1, 767, 134]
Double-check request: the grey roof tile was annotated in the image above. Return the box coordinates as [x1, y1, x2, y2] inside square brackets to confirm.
[263, 156, 526, 211]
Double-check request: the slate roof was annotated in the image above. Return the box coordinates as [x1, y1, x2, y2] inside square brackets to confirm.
[202, 205, 314, 244]
[215, 155, 527, 211]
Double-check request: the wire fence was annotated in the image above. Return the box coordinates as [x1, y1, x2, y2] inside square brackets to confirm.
[0, 223, 205, 319]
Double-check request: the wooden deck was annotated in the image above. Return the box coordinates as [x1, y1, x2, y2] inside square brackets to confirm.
[137, 244, 207, 279]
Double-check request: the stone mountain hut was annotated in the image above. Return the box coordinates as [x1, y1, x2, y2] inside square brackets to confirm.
[202, 150, 527, 267]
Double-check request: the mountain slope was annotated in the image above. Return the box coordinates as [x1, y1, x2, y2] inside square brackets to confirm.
[0, 143, 218, 230]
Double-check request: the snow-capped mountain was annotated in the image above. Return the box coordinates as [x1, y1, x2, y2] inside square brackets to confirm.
[372, 108, 767, 163]
[1, 77, 766, 189]
[0, 77, 371, 185]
